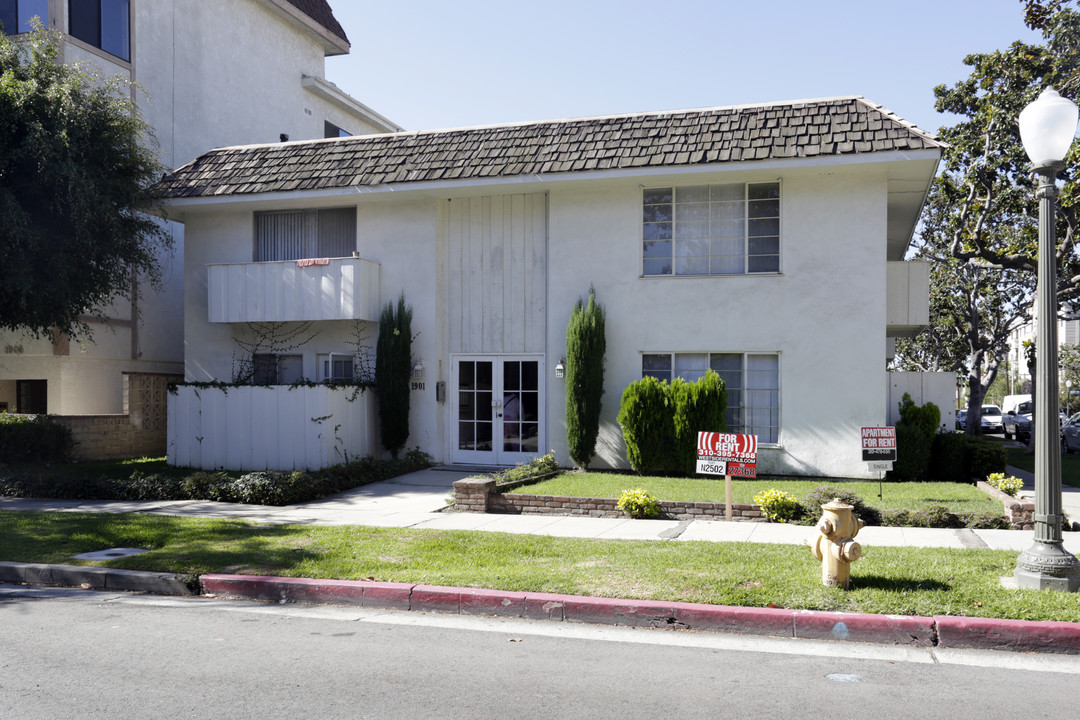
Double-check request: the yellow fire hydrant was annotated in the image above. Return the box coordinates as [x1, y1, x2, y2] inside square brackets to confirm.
[808, 499, 864, 589]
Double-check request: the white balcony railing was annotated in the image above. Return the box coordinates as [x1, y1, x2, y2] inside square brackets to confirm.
[886, 260, 930, 337]
[207, 257, 380, 323]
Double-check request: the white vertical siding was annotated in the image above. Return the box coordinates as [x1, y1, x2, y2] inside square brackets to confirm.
[446, 193, 547, 354]
[167, 385, 376, 470]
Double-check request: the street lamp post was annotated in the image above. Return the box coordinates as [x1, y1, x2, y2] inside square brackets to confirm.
[1014, 88, 1080, 591]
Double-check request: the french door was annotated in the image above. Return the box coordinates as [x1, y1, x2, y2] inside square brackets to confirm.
[452, 355, 544, 465]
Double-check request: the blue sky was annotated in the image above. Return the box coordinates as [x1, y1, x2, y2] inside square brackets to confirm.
[325, 0, 1041, 136]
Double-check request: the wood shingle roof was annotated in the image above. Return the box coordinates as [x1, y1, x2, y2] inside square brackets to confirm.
[285, 0, 348, 43]
[155, 96, 943, 200]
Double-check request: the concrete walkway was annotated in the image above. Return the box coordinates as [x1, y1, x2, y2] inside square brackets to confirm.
[3, 464, 1080, 553]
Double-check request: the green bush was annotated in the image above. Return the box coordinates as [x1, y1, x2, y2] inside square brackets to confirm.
[897, 392, 941, 438]
[376, 292, 413, 459]
[617, 487, 660, 518]
[753, 489, 802, 523]
[929, 431, 969, 482]
[565, 288, 606, 469]
[671, 370, 727, 477]
[890, 424, 933, 482]
[0, 414, 75, 463]
[0, 449, 433, 506]
[618, 372, 727, 477]
[966, 435, 1007, 479]
[798, 485, 880, 526]
[490, 451, 559, 487]
[617, 376, 675, 475]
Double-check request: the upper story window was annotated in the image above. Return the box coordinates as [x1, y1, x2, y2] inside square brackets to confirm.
[0, 0, 48, 34]
[324, 121, 351, 138]
[643, 351, 780, 443]
[642, 182, 780, 276]
[254, 207, 356, 262]
[69, 0, 129, 62]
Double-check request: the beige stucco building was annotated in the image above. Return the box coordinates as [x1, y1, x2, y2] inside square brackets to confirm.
[0, 0, 397, 417]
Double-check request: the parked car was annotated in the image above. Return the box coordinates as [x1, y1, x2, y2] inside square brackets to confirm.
[1003, 401, 1032, 442]
[955, 409, 967, 431]
[1063, 412, 1080, 453]
[980, 404, 1004, 434]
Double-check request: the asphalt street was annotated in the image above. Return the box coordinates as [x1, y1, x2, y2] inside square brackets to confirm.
[2, 584, 1079, 720]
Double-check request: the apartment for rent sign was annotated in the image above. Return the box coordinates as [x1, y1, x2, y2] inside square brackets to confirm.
[861, 426, 897, 462]
[696, 432, 758, 478]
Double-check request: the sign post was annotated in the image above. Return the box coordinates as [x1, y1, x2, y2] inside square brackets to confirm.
[697, 432, 758, 521]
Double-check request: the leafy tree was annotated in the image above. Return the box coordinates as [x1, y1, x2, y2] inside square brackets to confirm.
[906, 5, 1080, 433]
[376, 293, 413, 458]
[564, 288, 606, 469]
[0, 25, 170, 338]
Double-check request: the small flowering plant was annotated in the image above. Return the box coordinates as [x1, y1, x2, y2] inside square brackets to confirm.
[986, 472, 1024, 497]
[617, 488, 660, 519]
[753, 488, 801, 523]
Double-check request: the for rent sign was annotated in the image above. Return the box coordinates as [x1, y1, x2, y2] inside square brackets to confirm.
[697, 431, 758, 478]
[861, 426, 897, 462]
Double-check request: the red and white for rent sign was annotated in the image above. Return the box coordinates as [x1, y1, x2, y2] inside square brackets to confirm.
[696, 431, 758, 478]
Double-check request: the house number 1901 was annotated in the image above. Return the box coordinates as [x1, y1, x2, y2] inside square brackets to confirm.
[411, 382, 425, 391]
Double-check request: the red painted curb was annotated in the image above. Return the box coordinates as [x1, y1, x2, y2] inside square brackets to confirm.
[935, 615, 1080, 654]
[793, 610, 935, 646]
[197, 574, 1080, 655]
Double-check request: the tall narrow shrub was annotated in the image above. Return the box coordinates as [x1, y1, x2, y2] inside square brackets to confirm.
[617, 376, 674, 475]
[376, 293, 413, 458]
[671, 370, 727, 476]
[565, 288, 606, 469]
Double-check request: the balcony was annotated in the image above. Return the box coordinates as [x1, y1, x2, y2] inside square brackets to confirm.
[207, 257, 380, 324]
[886, 260, 930, 337]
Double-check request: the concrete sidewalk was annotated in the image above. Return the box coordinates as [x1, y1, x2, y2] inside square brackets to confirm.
[3, 464, 1079, 553]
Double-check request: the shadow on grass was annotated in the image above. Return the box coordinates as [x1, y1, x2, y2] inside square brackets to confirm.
[852, 575, 951, 593]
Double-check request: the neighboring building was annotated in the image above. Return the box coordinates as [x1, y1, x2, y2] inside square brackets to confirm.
[157, 96, 943, 478]
[1008, 309, 1080, 391]
[0, 0, 399, 417]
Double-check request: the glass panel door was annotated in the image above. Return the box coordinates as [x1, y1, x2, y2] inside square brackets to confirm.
[453, 356, 543, 465]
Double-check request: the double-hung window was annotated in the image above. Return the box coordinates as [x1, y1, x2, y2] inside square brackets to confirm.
[0, 0, 47, 34]
[642, 352, 780, 443]
[643, 182, 780, 276]
[254, 207, 356, 262]
[251, 354, 303, 385]
[69, 0, 130, 61]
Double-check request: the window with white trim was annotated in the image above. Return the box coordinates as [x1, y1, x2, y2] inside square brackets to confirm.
[0, 0, 46, 35]
[642, 182, 780, 276]
[642, 352, 779, 443]
[254, 207, 356, 262]
[318, 353, 354, 382]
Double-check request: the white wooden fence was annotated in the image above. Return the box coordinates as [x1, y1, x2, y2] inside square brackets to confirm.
[168, 384, 377, 471]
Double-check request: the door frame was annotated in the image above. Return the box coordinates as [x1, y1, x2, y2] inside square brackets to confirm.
[449, 354, 545, 466]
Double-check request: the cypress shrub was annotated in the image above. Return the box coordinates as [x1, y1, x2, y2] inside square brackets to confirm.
[671, 370, 727, 476]
[376, 293, 413, 458]
[890, 423, 932, 482]
[617, 376, 674, 475]
[565, 288, 606, 469]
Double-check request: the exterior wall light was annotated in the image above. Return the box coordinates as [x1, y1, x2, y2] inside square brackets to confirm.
[1014, 87, 1080, 591]
[412, 359, 424, 381]
[555, 357, 565, 379]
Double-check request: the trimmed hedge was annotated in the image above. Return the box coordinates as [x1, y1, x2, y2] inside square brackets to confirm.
[0, 415, 75, 464]
[0, 448, 432, 506]
[617, 371, 726, 477]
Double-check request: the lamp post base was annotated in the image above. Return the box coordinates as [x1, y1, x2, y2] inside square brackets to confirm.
[1015, 541, 1080, 592]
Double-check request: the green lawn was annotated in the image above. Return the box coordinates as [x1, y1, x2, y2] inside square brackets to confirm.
[3, 509, 1078, 621]
[507, 473, 1003, 514]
